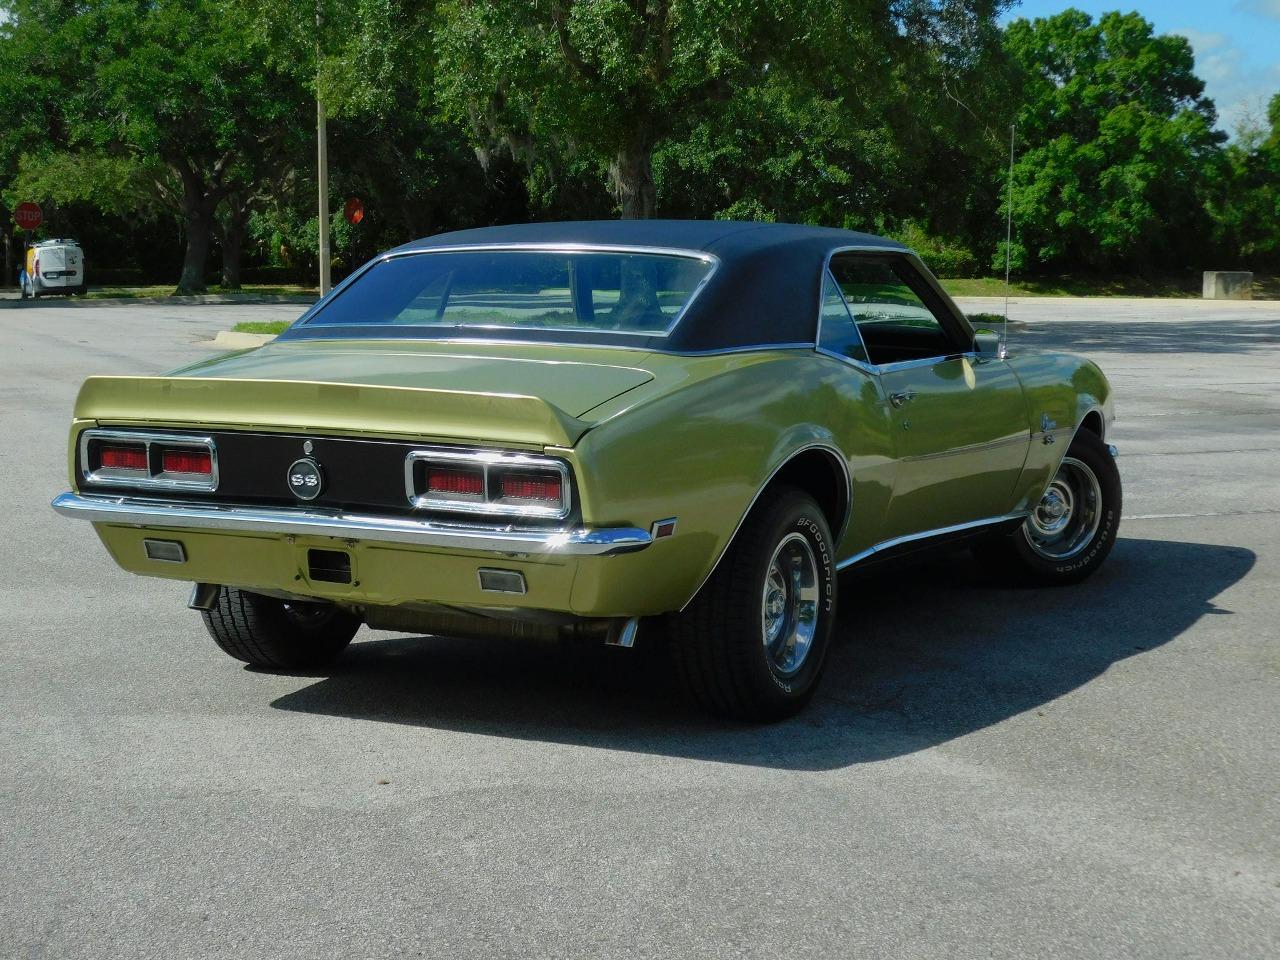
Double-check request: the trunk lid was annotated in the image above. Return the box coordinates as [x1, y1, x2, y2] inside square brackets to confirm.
[75, 340, 659, 448]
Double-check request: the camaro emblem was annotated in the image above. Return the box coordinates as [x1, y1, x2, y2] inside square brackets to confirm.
[287, 457, 324, 500]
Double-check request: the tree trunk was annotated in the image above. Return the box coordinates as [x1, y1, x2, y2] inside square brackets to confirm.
[177, 200, 218, 293]
[177, 212, 211, 294]
[219, 202, 247, 290]
[611, 144, 656, 219]
[175, 166, 221, 294]
[3, 209, 11, 289]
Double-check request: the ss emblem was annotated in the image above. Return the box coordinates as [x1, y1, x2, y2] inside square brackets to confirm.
[286, 458, 324, 501]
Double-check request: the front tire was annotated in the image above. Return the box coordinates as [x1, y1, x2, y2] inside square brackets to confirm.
[976, 429, 1121, 585]
[202, 587, 360, 669]
[668, 487, 838, 722]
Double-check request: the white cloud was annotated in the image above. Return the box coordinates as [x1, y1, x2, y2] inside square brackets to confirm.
[1175, 27, 1280, 135]
[1235, 1, 1280, 22]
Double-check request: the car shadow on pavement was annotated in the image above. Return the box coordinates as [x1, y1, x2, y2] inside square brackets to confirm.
[269, 536, 1254, 770]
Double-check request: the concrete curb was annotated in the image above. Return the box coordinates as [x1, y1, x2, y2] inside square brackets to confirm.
[955, 295, 1277, 307]
[0, 292, 316, 307]
[207, 331, 276, 349]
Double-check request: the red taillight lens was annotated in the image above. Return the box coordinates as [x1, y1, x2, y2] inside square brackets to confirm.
[500, 472, 562, 503]
[100, 444, 147, 471]
[427, 466, 484, 497]
[161, 448, 212, 475]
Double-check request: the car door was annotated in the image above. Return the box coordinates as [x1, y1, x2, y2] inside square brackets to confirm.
[827, 252, 1030, 541]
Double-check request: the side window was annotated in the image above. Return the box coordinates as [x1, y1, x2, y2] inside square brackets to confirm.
[818, 270, 869, 363]
[828, 254, 957, 365]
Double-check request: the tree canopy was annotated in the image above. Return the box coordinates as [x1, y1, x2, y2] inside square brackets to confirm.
[1002, 9, 1225, 272]
[1, 1, 1276, 290]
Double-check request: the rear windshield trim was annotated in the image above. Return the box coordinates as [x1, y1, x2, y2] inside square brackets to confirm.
[291, 243, 721, 341]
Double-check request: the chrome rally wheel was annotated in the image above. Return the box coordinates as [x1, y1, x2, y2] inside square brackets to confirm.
[973, 428, 1121, 585]
[761, 532, 820, 677]
[1023, 456, 1103, 561]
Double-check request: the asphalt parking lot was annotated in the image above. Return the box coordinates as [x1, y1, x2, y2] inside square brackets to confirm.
[2, 295, 1278, 959]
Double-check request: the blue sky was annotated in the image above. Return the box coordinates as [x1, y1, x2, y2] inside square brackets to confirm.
[1004, 2, 1280, 133]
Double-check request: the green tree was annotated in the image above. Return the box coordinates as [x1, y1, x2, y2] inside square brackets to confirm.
[435, 1, 1014, 226]
[433, 0, 821, 218]
[1002, 9, 1225, 273]
[1206, 93, 1280, 269]
[0, 0, 310, 292]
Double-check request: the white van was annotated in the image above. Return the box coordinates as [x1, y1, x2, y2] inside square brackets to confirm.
[21, 239, 86, 298]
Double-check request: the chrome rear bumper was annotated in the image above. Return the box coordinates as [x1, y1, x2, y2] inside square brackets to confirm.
[51, 492, 652, 557]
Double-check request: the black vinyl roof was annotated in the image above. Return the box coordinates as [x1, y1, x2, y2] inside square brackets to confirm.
[288, 220, 909, 351]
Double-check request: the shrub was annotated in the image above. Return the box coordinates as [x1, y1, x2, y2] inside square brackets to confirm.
[890, 221, 981, 278]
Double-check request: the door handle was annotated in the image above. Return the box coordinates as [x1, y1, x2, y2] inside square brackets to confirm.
[889, 390, 916, 408]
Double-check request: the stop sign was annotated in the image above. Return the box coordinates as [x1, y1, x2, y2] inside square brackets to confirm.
[344, 197, 364, 225]
[15, 202, 43, 231]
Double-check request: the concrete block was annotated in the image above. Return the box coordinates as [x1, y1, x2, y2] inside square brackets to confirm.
[1203, 271, 1253, 300]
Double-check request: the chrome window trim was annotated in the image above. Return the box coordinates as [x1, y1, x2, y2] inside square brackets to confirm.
[678, 442, 853, 613]
[816, 267, 872, 365]
[404, 448, 573, 521]
[80, 429, 219, 493]
[836, 512, 1029, 570]
[819, 246, 979, 372]
[669, 342, 815, 357]
[814, 346, 879, 376]
[266, 335, 816, 358]
[50, 492, 649, 557]
[295, 243, 721, 341]
[875, 352, 984, 374]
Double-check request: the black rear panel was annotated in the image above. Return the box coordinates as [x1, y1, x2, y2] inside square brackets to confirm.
[76, 429, 573, 525]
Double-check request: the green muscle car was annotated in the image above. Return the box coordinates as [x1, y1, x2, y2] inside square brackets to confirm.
[53, 221, 1121, 721]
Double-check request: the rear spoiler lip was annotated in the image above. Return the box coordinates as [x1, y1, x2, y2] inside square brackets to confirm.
[73, 375, 590, 449]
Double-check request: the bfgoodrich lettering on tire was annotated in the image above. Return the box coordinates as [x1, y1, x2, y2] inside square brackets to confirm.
[667, 486, 838, 722]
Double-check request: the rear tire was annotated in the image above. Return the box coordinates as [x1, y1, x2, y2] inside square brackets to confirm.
[667, 487, 838, 722]
[974, 429, 1121, 585]
[202, 587, 360, 669]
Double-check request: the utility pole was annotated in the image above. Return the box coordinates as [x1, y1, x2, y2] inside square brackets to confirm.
[315, 2, 331, 295]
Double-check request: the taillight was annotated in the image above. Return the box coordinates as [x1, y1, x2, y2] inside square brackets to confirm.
[427, 466, 484, 497]
[406, 452, 571, 519]
[161, 448, 213, 475]
[33, 259, 40, 278]
[82, 430, 217, 491]
[500, 472, 562, 503]
[100, 444, 147, 471]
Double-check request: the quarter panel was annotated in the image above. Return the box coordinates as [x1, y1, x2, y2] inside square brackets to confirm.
[566, 351, 896, 613]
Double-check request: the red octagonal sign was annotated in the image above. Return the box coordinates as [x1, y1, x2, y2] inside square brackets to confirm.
[343, 197, 364, 225]
[15, 201, 43, 231]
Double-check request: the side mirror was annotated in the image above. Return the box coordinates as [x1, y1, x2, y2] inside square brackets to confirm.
[973, 328, 1005, 358]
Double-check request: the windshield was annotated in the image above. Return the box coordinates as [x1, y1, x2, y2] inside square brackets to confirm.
[302, 249, 715, 336]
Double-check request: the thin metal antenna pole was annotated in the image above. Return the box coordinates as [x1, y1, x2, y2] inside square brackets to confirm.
[316, 1, 331, 296]
[1002, 124, 1015, 358]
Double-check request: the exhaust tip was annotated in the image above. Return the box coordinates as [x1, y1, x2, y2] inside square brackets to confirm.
[188, 583, 220, 611]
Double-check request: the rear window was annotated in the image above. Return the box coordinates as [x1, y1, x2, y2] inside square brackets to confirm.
[302, 249, 715, 336]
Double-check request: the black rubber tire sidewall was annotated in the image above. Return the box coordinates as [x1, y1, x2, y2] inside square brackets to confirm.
[202, 587, 360, 669]
[669, 487, 838, 722]
[1007, 430, 1122, 584]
